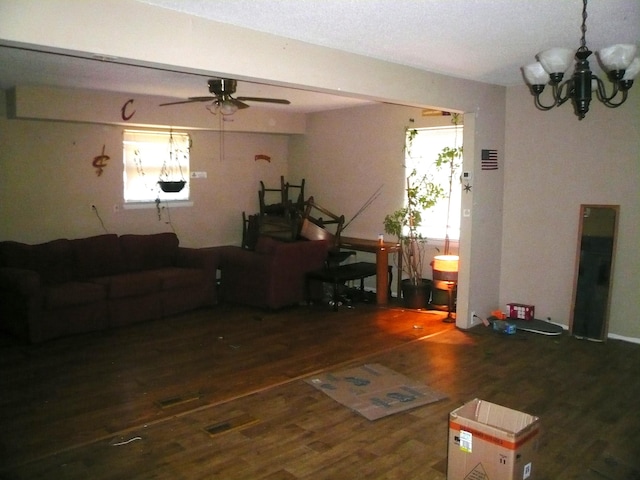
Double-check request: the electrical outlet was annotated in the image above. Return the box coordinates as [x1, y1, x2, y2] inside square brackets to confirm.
[470, 310, 476, 325]
[113, 204, 121, 213]
[90, 204, 97, 212]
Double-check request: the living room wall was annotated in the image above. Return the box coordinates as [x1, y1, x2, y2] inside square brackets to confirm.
[288, 103, 461, 287]
[1, 0, 509, 331]
[503, 85, 640, 341]
[0, 90, 292, 247]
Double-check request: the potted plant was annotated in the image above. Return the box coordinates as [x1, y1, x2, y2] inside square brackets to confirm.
[158, 130, 188, 193]
[384, 128, 445, 308]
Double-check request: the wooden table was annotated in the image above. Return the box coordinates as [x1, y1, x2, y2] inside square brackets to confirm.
[339, 236, 402, 305]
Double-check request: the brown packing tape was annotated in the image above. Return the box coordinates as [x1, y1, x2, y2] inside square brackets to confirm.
[449, 420, 540, 450]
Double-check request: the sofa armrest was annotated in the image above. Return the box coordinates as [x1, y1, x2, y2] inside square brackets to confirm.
[0, 267, 44, 342]
[177, 247, 224, 275]
[176, 247, 229, 306]
[0, 267, 42, 296]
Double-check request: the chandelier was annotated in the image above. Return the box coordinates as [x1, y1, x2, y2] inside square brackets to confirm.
[523, 0, 639, 120]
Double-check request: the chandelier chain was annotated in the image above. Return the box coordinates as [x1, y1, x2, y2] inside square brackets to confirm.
[580, 0, 588, 51]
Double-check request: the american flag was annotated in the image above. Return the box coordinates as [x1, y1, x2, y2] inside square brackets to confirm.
[481, 149, 498, 170]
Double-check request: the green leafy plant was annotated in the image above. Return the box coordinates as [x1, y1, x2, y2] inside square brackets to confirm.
[435, 144, 463, 253]
[384, 117, 463, 284]
[384, 128, 446, 285]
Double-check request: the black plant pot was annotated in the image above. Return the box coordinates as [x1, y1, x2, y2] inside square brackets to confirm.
[158, 180, 186, 193]
[401, 278, 432, 309]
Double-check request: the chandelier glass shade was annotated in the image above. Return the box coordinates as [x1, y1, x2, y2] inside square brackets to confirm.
[522, 0, 638, 120]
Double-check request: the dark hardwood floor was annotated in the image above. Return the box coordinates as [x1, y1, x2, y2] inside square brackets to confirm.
[1, 300, 639, 479]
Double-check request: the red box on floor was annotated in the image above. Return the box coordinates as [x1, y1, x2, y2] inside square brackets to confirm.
[507, 303, 535, 321]
[447, 398, 540, 480]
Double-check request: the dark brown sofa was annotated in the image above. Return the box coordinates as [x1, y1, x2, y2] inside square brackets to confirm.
[0, 233, 220, 343]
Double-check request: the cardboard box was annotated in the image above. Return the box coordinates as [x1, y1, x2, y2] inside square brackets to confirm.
[508, 303, 535, 321]
[447, 398, 540, 480]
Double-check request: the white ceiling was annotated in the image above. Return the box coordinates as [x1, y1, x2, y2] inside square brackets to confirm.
[138, 0, 640, 86]
[1, 0, 638, 113]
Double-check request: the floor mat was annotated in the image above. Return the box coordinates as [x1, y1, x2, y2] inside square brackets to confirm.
[305, 363, 447, 420]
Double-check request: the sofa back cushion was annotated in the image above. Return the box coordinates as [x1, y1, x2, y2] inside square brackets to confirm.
[120, 233, 179, 272]
[72, 234, 126, 279]
[0, 239, 75, 285]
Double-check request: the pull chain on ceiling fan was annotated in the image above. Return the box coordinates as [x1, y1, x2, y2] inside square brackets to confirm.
[160, 79, 290, 115]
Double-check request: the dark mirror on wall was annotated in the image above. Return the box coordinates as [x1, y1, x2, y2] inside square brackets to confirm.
[570, 205, 618, 342]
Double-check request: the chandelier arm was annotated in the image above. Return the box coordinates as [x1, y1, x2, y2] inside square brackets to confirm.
[595, 76, 616, 101]
[554, 81, 574, 107]
[533, 92, 557, 111]
[594, 76, 629, 107]
[599, 88, 628, 108]
[532, 82, 572, 111]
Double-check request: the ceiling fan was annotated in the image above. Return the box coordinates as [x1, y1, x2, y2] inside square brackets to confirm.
[159, 78, 290, 115]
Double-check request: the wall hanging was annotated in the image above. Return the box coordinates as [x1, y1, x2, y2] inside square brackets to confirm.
[92, 144, 110, 176]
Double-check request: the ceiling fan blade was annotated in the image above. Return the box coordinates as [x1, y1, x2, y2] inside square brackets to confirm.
[237, 96, 291, 105]
[230, 98, 250, 109]
[159, 96, 215, 106]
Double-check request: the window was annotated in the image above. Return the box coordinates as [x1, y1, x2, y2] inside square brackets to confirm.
[405, 125, 463, 240]
[123, 130, 190, 203]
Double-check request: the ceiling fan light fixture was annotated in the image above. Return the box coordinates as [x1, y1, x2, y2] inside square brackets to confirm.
[219, 99, 238, 115]
[522, 0, 638, 119]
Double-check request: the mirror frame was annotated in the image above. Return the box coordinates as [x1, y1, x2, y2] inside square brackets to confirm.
[569, 204, 619, 341]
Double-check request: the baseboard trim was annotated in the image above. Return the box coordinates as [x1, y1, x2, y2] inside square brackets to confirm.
[608, 333, 640, 345]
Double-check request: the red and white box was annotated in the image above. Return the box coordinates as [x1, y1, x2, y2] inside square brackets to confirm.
[508, 303, 535, 321]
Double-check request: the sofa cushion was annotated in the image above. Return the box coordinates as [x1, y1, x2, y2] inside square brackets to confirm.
[120, 233, 179, 272]
[72, 234, 125, 279]
[44, 281, 107, 308]
[153, 267, 207, 291]
[0, 239, 75, 285]
[92, 271, 162, 299]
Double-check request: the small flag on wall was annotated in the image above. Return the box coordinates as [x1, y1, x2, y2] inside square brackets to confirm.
[481, 149, 498, 170]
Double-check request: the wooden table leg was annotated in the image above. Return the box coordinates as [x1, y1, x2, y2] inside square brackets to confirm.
[376, 247, 389, 305]
[396, 248, 402, 300]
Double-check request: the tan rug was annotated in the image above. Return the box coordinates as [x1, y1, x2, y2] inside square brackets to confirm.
[305, 363, 447, 420]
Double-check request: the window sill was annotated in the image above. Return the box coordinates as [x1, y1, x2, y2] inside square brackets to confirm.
[122, 201, 193, 210]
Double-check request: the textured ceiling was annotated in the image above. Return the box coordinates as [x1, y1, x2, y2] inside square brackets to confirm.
[0, 0, 638, 112]
[138, 0, 640, 86]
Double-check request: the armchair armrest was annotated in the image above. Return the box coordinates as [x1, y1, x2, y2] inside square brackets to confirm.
[219, 238, 330, 309]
